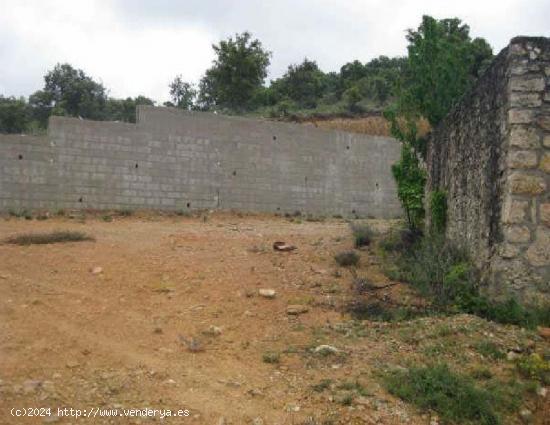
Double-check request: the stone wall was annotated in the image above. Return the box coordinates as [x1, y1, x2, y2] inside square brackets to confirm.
[426, 37, 550, 304]
[0, 107, 402, 218]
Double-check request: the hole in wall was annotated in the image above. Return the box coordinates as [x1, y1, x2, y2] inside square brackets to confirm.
[187, 202, 191, 208]
[346, 146, 350, 150]
[232, 170, 237, 176]
[352, 209, 356, 214]
[18, 154, 23, 160]
[135, 163, 139, 169]
[375, 182, 379, 188]
[78, 197, 83, 203]
[273, 135, 277, 141]
[276, 207, 280, 211]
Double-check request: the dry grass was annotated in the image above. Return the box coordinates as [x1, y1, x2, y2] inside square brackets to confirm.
[4, 230, 94, 245]
[303, 116, 431, 137]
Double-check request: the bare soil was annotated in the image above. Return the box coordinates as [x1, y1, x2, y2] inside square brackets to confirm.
[0, 213, 547, 424]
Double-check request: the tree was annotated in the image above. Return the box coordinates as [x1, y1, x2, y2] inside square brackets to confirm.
[270, 59, 326, 109]
[0, 96, 28, 133]
[105, 95, 155, 123]
[385, 15, 493, 230]
[401, 15, 493, 126]
[197, 32, 271, 111]
[169, 76, 196, 109]
[29, 63, 108, 121]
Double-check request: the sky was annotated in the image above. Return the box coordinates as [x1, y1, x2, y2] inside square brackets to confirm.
[0, 0, 548, 103]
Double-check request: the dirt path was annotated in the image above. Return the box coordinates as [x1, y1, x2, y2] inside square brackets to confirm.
[0, 213, 547, 424]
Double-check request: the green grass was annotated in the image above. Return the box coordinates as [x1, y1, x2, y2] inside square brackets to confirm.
[5, 231, 94, 245]
[383, 364, 501, 424]
[474, 341, 505, 360]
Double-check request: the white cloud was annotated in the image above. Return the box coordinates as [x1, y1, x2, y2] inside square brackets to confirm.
[0, 0, 548, 102]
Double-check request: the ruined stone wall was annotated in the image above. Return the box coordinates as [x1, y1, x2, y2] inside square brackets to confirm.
[426, 37, 550, 304]
[0, 108, 402, 218]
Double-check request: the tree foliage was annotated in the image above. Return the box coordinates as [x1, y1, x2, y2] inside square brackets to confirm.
[0, 96, 28, 133]
[169, 76, 196, 110]
[400, 15, 493, 126]
[386, 15, 492, 230]
[198, 32, 271, 111]
[270, 59, 326, 108]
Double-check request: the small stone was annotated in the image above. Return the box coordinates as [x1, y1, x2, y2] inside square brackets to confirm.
[536, 386, 547, 397]
[540, 152, 550, 173]
[509, 76, 545, 92]
[202, 325, 222, 336]
[519, 408, 533, 424]
[502, 197, 528, 224]
[507, 150, 538, 169]
[538, 327, 550, 340]
[258, 289, 276, 299]
[164, 379, 177, 385]
[538, 115, 550, 131]
[509, 109, 535, 124]
[65, 360, 79, 369]
[314, 345, 339, 355]
[91, 266, 103, 274]
[526, 227, 550, 266]
[217, 417, 227, 425]
[22, 380, 42, 394]
[510, 92, 542, 108]
[544, 135, 550, 148]
[286, 305, 309, 315]
[541, 204, 550, 227]
[510, 126, 540, 149]
[509, 173, 546, 195]
[504, 226, 531, 244]
[252, 418, 264, 425]
[507, 351, 520, 361]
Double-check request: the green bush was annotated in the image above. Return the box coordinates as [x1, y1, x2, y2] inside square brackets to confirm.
[383, 364, 501, 424]
[430, 190, 447, 233]
[334, 251, 359, 267]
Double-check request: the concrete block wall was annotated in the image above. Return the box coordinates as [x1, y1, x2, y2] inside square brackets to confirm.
[426, 36, 550, 304]
[0, 108, 402, 218]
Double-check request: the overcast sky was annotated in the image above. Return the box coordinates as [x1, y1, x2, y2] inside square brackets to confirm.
[0, 0, 548, 103]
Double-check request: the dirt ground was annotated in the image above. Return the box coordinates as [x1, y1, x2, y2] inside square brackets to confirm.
[0, 212, 548, 424]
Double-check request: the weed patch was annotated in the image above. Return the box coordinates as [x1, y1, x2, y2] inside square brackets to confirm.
[383, 364, 501, 424]
[350, 223, 374, 248]
[5, 231, 94, 245]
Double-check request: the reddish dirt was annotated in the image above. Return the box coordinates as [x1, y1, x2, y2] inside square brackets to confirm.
[0, 213, 547, 424]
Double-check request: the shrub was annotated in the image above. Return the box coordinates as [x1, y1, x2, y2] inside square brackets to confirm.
[516, 353, 550, 385]
[262, 351, 280, 364]
[383, 364, 500, 425]
[5, 231, 94, 245]
[430, 190, 447, 233]
[350, 223, 374, 248]
[334, 251, 359, 267]
[118, 208, 134, 216]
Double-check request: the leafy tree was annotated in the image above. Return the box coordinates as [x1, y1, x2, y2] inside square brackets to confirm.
[0, 96, 28, 133]
[401, 15, 493, 126]
[32, 63, 108, 120]
[197, 32, 271, 111]
[385, 15, 493, 230]
[169, 76, 196, 109]
[105, 95, 154, 123]
[343, 86, 362, 113]
[271, 59, 326, 109]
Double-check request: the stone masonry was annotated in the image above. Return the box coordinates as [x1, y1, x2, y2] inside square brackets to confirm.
[426, 37, 550, 305]
[0, 107, 402, 218]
